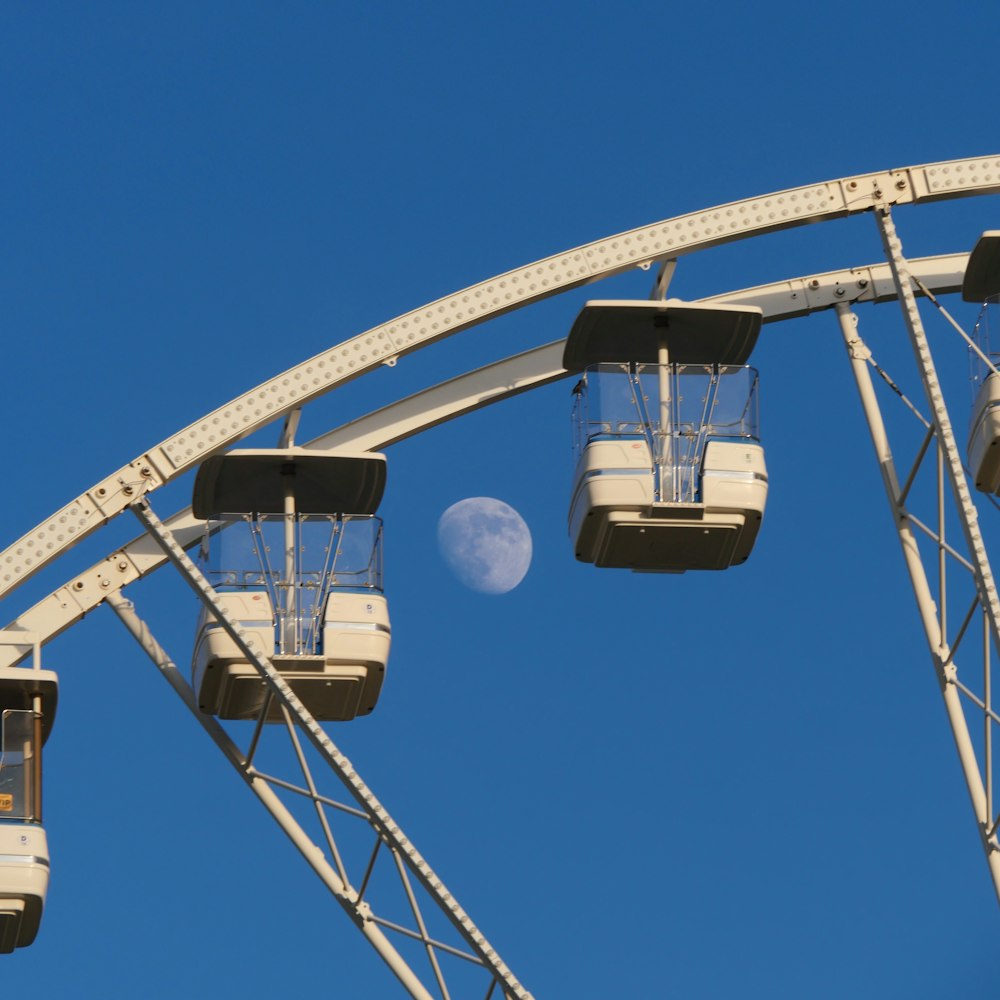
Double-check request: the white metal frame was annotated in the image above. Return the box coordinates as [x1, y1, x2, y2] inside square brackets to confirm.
[2, 156, 1000, 994]
[116, 499, 530, 1000]
[0, 254, 972, 664]
[1, 158, 996, 599]
[833, 207, 1000, 900]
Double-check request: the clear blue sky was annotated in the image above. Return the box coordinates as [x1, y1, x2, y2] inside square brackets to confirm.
[3, 3, 1000, 997]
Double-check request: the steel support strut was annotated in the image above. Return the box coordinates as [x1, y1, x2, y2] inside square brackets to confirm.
[129, 497, 533, 1000]
[104, 591, 439, 1000]
[836, 300, 1000, 903]
[875, 207, 1000, 650]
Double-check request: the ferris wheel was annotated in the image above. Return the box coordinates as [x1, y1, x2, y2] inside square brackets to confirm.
[2, 155, 1000, 996]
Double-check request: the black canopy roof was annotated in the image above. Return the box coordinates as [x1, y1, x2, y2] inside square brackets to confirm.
[0, 667, 59, 744]
[192, 449, 386, 518]
[963, 232, 1000, 303]
[563, 299, 763, 371]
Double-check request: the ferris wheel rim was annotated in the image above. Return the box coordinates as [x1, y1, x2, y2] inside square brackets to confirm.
[0, 155, 998, 607]
[0, 249, 978, 666]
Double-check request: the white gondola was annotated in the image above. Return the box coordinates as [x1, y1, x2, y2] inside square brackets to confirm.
[0, 665, 56, 953]
[565, 299, 767, 572]
[191, 450, 390, 722]
[964, 232, 1000, 493]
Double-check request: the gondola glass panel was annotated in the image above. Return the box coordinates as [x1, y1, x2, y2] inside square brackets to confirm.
[191, 449, 390, 722]
[569, 363, 767, 571]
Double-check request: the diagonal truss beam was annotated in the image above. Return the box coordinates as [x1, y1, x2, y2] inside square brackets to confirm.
[103, 590, 442, 1000]
[875, 208, 1000, 654]
[127, 496, 533, 1000]
[836, 299, 1000, 901]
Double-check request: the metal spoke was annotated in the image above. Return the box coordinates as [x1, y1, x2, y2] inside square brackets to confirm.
[244, 690, 272, 767]
[987, 608, 994, 827]
[392, 847, 453, 1000]
[249, 770, 370, 819]
[910, 273, 1000, 378]
[356, 836, 384, 904]
[369, 915, 484, 965]
[952, 678, 1000, 726]
[837, 297, 1000, 901]
[866, 356, 932, 429]
[130, 496, 535, 1000]
[903, 513, 977, 574]
[946, 595, 983, 666]
[105, 590, 443, 999]
[876, 207, 1000, 657]
[280, 702, 352, 889]
[897, 425, 936, 506]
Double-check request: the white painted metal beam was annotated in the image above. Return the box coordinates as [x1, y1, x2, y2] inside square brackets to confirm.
[0, 253, 973, 667]
[0, 156, 995, 601]
[270, 254, 972, 452]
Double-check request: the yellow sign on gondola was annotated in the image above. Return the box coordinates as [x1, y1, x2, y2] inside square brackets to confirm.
[0, 794, 12, 811]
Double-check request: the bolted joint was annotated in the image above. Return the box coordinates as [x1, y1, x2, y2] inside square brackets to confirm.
[847, 339, 871, 361]
[352, 900, 373, 926]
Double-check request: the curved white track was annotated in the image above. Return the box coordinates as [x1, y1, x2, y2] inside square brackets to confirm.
[1, 156, 998, 605]
[0, 253, 972, 666]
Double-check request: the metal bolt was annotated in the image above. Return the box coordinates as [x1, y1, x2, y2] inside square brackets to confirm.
[834, 286, 846, 297]
[96, 487, 106, 497]
[72, 580, 84, 591]
[809, 279, 820, 289]
[99, 579, 111, 589]
[858, 279, 869, 288]
[895, 179, 907, 190]
[117, 559, 129, 572]
[847, 180, 857, 191]
[122, 484, 134, 496]
[139, 465, 152, 478]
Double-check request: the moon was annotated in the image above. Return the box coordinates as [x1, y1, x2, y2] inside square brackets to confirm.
[437, 497, 533, 594]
